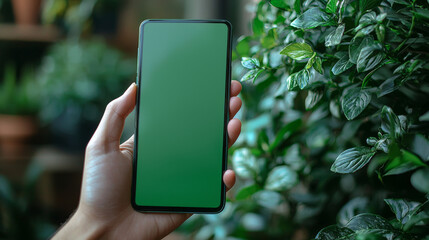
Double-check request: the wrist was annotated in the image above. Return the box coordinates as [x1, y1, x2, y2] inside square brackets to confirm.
[52, 208, 109, 240]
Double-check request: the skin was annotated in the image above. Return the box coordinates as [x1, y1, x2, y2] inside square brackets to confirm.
[53, 80, 243, 239]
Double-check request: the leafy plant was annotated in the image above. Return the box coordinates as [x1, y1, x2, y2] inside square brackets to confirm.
[37, 39, 134, 149]
[37, 39, 134, 124]
[0, 65, 40, 115]
[182, 0, 429, 239]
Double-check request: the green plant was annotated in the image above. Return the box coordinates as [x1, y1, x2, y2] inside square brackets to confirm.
[0, 65, 39, 115]
[37, 39, 134, 125]
[36, 39, 134, 149]
[181, 0, 429, 239]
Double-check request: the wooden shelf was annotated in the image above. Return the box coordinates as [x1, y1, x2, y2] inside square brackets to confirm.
[0, 23, 61, 42]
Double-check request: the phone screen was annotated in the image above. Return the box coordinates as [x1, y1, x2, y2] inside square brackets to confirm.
[132, 20, 231, 213]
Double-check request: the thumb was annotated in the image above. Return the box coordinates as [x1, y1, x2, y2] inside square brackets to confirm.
[87, 83, 137, 154]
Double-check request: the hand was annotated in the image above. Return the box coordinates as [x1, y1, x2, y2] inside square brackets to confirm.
[53, 80, 243, 239]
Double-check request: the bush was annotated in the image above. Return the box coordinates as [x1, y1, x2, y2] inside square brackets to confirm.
[184, 0, 429, 239]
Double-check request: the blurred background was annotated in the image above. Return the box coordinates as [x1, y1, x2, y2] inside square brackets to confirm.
[0, 0, 254, 239]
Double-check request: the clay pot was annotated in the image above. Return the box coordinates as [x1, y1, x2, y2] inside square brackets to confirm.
[0, 114, 37, 158]
[12, 0, 42, 25]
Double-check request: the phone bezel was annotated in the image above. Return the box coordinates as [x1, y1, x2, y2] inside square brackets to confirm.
[131, 19, 232, 213]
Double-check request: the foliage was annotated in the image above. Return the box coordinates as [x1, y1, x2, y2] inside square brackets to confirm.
[0, 65, 40, 115]
[183, 0, 429, 239]
[37, 39, 134, 125]
[36, 39, 134, 150]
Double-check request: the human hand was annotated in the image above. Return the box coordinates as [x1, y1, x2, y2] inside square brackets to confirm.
[53, 80, 243, 239]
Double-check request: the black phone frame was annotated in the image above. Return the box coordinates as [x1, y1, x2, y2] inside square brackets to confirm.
[131, 19, 232, 213]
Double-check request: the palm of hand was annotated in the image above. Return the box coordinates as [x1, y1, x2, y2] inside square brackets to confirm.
[81, 139, 191, 239]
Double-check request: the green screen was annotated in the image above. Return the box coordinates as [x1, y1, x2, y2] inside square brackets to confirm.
[135, 20, 230, 210]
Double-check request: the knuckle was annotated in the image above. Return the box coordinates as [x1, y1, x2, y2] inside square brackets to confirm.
[105, 100, 117, 113]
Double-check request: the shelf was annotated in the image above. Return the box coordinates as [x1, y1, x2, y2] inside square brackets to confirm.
[0, 23, 61, 42]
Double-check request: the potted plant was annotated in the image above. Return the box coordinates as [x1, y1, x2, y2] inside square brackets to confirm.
[0, 65, 40, 158]
[12, 0, 42, 25]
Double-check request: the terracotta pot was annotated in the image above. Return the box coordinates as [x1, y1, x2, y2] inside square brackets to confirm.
[0, 114, 37, 158]
[12, 0, 42, 25]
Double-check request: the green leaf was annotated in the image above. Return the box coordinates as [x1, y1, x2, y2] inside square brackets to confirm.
[338, 197, 369, 225]
[252, 16, 264, 36]
[296, 69, 310, 89]
[414, 8, 429, 20]
[269, 119, 302, 151]
[305, 90, 324, 110]
[412, 135, 429, 162]
[269, 0, 289, 9]
[265, 165, 298, 191]
[411, 168, 429, 193]
[315, 225, 354, 240]
[236, 184, 262, 200]
[325, 24, 345, 47]
[356, 25, 376, 37]
[280, 43, 314, 60]
[384, 199, 420, 225]
[332, 55, 354, 75]
[359, 0, 382, 12]
[419, 111, 429, 121]
[356, 43, 383, 72]
[330, 100, 341, 118]
[349, 37, 374, 64]
[241, 57, 261, 70]
[384, 150, 426, 176]
[275, 74, 289, 97]
[241, 69, 264, 82]
[232, 148, 258, 179]
[291, 7, 332, 29]
[377, 75, 400, 97]
[346, 213, 394, 231]
[306, 52, 317, 69]
[268, 48, 283, 68]
[326, 0, 338, 13]
[287, 69, 310, 90]
[236, 36, 251, 57]
[284, 144, 305, 171]
[253, 190, 284, 209]
[360, 12, 377, 24]
[371, 137, 390, 153]
[294, 0, 301, 13]
[376, 13, 387, 22]
[306, 125, 330, 148]
[339, 121, 362, 143]
[261, 28, 278, 49]
[341, 88, 372, 120]
[313, 56, 323, 74]
[331, 147, 376, 173]
[380, 106, 403, 139]
[404, 210, 429, 231]
[354, 229, 397, 239]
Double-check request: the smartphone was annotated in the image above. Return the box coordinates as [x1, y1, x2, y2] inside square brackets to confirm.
[131, 19, 232, 213]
